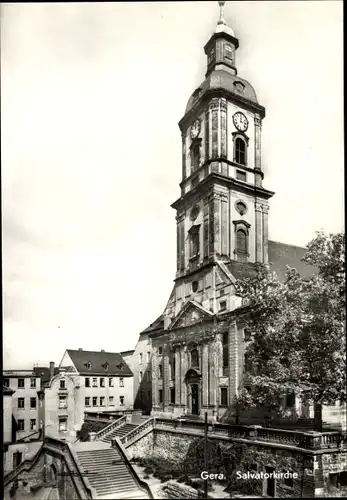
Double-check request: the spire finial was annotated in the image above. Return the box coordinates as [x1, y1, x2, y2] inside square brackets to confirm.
[218, 1, 226, 25]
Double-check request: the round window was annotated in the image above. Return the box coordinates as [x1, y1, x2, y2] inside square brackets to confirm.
[235, 200, 247, 215]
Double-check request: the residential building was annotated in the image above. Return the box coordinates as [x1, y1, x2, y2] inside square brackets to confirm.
[44, 349, 134, 442]
[3, 370, 43, 441]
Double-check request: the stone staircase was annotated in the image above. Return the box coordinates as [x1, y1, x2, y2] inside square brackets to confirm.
[101, 423, 139, 443]
[75, 445, 150, 499]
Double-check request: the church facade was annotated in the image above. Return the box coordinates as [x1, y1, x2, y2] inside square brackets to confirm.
[149, 6, 309, 421]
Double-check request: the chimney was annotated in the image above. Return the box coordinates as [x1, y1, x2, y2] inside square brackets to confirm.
[78, 348, 83, 351]
[101, 349, 105, 352]
[49, 361, 55, 379]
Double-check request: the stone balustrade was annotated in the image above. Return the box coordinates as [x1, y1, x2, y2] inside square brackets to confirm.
[94, 415, 127, 441]
[120, 416, 345, 452]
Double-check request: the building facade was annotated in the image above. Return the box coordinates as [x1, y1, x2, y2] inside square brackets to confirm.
[3, 370, 43, 441]
[149, 7, 316, 421]
[44, 349, 134, 441]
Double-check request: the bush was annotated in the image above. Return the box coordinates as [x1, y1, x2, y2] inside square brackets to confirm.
[143, 475, 150, 479]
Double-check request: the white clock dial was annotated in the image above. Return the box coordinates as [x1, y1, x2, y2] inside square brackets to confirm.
[233, 112, 248, 132]
[190, 119, 201, 139]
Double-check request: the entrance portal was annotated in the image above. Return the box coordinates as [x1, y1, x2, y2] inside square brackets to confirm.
[191, 384, 199, 415]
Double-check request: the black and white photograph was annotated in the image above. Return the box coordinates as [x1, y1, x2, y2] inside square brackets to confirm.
[2, 1, 345, 499]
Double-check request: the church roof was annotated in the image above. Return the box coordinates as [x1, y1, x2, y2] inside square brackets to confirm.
[268, 240, 316, 282]
[225, 241, 316, 283]
[66, 349, 133, 377]
[185, 70, 258, 115]
[140, 315, 164, 335]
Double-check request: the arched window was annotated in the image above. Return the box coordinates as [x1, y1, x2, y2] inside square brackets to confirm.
[191, 349, 199, 368]
[235, 137, 246, 165]
[191, 143, 201, 172]
[50, 464, 57, 483]
[236, 229, 247, 254]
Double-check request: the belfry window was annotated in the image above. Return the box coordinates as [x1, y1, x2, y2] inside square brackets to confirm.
[236, 229, 247, 254]
[189, 225, 200, 258]
[191, 349, 199, 368]
[235, 137, 246, 165]
[191, 143, 201, 172]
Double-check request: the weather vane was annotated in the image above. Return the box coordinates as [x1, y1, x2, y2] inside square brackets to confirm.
[218, 1, 226, 25]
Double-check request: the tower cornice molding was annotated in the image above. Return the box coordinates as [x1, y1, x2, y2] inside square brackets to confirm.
[179, 88, 265, 132]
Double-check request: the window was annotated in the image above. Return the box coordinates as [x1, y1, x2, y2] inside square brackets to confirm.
[285, 392, 295, 407]
[100, 378, 105, 388]
[85, 397, 90, 407]
[92, 378, 98, 387]
[109, 377, 114, 387]
[18, 419, 25, 431]
[30, 419, 36, 431]
[189, 225, 200, 258]
[60, 379, 66, 390]
[244, 353, 252, 373]
[148, 371, 151, 382]
[18, 378, 25, 388]
[119, 396, 124, 406]
[4, 378, 9, 388]
[30, 397, 37, 409]
[139, 371, 143, 382]
[220, 387, 228, 406]
[191, 349, 199, 368]
[170, 388, 175, 404]
[59, 396, 67, 409]
[235, 137, 246, 165]
[223, 332, 229, 375]
[109, 396, 114, 406]
[159, 390, 163, 403]
[224, 44, 233, 63]
[171, 358, 176, 380]
[192, 281, 198, 292]
[220, 301, 227, 311]
[85, 378, 90, 387]
[159, 364, 163, 379]
[100, 396, 105, 407]
[30, 378, 36, 388]
[85, 362, 92, 370]
[147, 352, 150, 363]
[102, 362, 109, 372]
[92, 397, 98, 407]
[158, 347, 163, 355]
[244, 328, 252, 342]
[119, 377, 124, 387]
[139, 353, 143, 365]
[191, 143, 201, 172]
[18, 398, 25, 409]
[236, 170, 247, 182]
[59, 417, 67, 432]
[235, 201, 247, 215]
[236, 229, 247, 254]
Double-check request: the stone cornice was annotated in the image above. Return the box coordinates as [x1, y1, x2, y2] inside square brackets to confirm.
[179, 88, 265, 132]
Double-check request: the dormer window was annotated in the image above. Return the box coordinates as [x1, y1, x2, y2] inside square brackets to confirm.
[102, 362, 109, 372]
[116, 363, 124, 371]
[85, 362, 92, 370]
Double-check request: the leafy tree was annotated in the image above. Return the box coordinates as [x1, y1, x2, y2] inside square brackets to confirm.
[235, 231, 346, 430]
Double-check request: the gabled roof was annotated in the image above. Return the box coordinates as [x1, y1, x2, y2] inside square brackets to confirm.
[268, 240, 316, 282]
[169, 300, 213, 330]
[140, 315, 164, 335]
[66, 350, 133, 377]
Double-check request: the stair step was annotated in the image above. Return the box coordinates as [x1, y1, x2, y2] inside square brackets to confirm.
[95, 483, 138, 493]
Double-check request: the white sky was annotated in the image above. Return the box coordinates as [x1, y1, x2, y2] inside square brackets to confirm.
[2, 1, 344, 369]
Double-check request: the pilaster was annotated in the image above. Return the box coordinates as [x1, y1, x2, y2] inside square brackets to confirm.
[221, 196, 229, 257]
[229, 320, 239, 402]
[181, 347, 188, 407]
[175, 348, 181, 404]
[205, 108, 210, 161]
[208, 339, 217, 407]
[182, 133, 187, 180]
[254, 114, 262, 171]
[211, 99, 219, 159]
[202, 342, 209, 407]
[255, 201, 263, 263]
[262, 204, 269, 265]
[152, 347, 159, 406]
[163, 350, 170, 407]
[220, 98, 227, 159]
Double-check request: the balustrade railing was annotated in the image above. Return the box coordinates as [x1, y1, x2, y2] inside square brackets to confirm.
[94, 415, 127, 441]
[120, 418, 156, 445]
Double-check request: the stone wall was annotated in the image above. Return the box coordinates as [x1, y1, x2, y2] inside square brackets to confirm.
[127, 430, 155, 460]
[161, 480, 200, 499]
[321, 451, 347, 497]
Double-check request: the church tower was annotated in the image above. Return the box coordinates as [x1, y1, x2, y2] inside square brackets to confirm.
[150, 2, 275, 419]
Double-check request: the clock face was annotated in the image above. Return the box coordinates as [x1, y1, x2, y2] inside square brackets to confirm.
[190, 119, 201, 139]
[233, 112, 248, 132]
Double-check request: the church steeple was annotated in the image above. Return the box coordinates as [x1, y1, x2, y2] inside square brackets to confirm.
[204, 1, 239, 77]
